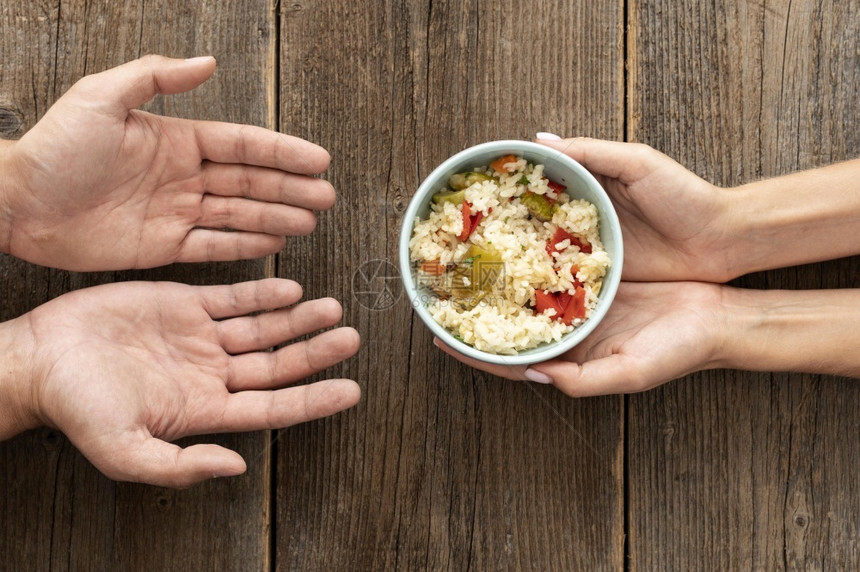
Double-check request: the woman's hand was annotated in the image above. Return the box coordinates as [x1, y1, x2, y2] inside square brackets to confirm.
[3, 278, 360, 487]
[0, 55, 334, 271]
[436, 279, 860, 394]
[435, 281, 729, 396]
[536, 137, 736, 282]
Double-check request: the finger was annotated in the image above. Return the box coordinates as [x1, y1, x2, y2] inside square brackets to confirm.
[206, 378, 362, 433]
[432, 338, 529, 380]
[535, 137, 669, 186]
[197, 278, 303, 319]
[176, 228, 287, 264]
[98, 438, 246, 488]
[74, 55, 217, 116]
[529, 354, 650, 397]
[193, 122, 331, 175]
[226, 327, 361, 390]
[202, 163, 336, 211]
[198, 195, 317, 236]
[218, 297, 343, 354]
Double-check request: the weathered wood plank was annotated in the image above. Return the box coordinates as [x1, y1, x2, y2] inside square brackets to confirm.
[277, 1, 625, 570]
[0, 1, 277, 569]
[7, 0, 856, 569]
[627, 0, 860, 569]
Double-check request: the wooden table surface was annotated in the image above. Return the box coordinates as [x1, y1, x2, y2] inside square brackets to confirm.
[1, 1, 858, 570]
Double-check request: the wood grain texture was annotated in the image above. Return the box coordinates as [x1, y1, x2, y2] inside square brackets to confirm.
[0, 1, 277, 569]
[4, 0, 858, 569]
[628, 0, 860, 569]
[277, 1, 624, 570]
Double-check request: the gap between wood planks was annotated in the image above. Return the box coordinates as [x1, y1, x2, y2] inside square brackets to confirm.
[268, 0, 282, 570]
[622, 1, 631, 569]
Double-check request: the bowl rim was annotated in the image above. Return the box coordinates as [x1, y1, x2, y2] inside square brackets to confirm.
[398, 139, 623, 366]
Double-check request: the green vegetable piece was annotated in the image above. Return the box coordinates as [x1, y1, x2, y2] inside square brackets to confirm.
[422, 244, 499, 303]
[519, 190, 557, 222]
[517, 175, 530, 185]
[448, 171, 494, 191]
[431, 189, 468, 205]
[463, 244, 500, 265]
[450, 244, 503, 309]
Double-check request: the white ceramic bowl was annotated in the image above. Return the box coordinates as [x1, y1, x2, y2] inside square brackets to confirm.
[399, 140, 623, 365]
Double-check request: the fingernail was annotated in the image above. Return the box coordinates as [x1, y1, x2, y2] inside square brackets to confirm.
[184, 56, 214, 63]
[536, 132, 562, 141]
[432, 337, 442, 348]
[524, 368, 554, 384]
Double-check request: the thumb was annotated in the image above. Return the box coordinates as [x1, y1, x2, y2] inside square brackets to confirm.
[94, 437, 247, 488]
[534, 136, 665, 186]
[533, 354, 648, 397]
[72, 55, 217, 116]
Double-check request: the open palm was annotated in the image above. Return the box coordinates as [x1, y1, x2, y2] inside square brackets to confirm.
[23, 278, 360, 487]
[537, 281, 726, 395]
[434, 281, 727, 396]
[2, 56, 334, 271]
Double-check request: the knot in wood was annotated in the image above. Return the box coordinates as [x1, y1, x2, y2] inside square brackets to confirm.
[794, 514, 808, 528]
[0, 105, 24, 138]
[391, 186, 409, 215]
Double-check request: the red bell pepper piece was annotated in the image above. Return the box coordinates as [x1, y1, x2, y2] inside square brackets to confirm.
[490, 154, 518, 173]
[547, 179, 566, 194]
[556, 291, 572, 311]
[420, 260, 447, 276]
[458, 202, 472, 241]
[546, 227, 574, 257]
[535, 290, 564, 317]
[569, 235, 592, 254]
[471, 209, 485, 231]
[536, 286, 586, 325]
[547, 227, 593, 256]
[458, 203, 491, 241]
[561, 286, 587, 325]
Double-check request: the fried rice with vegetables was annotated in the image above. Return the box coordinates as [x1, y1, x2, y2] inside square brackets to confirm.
[409, 154, 612, 355]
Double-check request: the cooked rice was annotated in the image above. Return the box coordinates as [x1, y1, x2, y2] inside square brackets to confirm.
[409, 157, 611, 355]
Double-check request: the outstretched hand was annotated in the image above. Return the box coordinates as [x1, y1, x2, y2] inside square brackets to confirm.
[434, 281, 728, 396]
[8, 278, 360, 487]
[0, 55, 334, 271]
